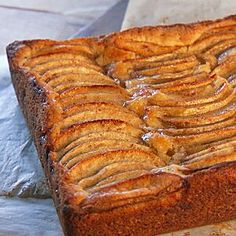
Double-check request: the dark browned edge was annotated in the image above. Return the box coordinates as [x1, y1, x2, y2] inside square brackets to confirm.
[6, 34, 236, 235]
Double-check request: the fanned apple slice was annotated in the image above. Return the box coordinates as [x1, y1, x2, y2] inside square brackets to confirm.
[125, 70, 193, 88]
[114, 38, 183, 57]
[183, 146, 236, 170]
[160, 117, 236, 136]
[173, 126, 236, 147]
[32, 43, 93, 58]
[25, 52, 93, 67]
[184, 139, 236, 162]
[128, 72, 216, 96]
[65, 149, 163, 183]
[59, 85, 129, 108]
[47, 73, 114, 88]
[52, 76, 115, 92]
[59, 85, 128, 98]
[130, 56, 200, 78]
[145, 89, 234, 123]
[50, 120, 144, 152]
[156, 101, 236, 128]
[31, 59, 102, 75]
[109, 55, 198, 80]
[53, 104, 144, 131]
[54, 80, 116, 93]
[56, 131, 141, 161]
[79, 172, 183, 212]
[203, 38, 236, 58]
[186, 136, 236, 156]
[41, 65, 105, 82]
[197, 24, 236, 40]
[189, 32, 236, 53]
[87, 169, 150, 193]
[133, 55, 197, 71]
[154, 72, 210, 89]
[143, 126, 236, 163]
[126, 79, 226, 118]
[79, 162, 154, 190]
[62, 141, 156, 168]
[108, 54, 181, 80]
[61, 93, 127, 108]
[156, 73, 216, 92]
[149, 78, 231, 107]
[63, 102, 134, 117]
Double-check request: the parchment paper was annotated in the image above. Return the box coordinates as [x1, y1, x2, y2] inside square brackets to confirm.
[122, 0, 236, 235]
[122, 0, 236, 29]
[0, 54, 63, 235]
[0, 0, 118, 54]
[0, 55, 50, 198]
[0, 197, 61, 236]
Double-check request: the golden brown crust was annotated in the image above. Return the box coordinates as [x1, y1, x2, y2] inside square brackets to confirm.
[6, 15, 236, 235]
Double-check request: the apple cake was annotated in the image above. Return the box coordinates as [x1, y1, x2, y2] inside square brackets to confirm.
[7, 15, 236, 235]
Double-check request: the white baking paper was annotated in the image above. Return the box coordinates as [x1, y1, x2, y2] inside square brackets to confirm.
[0, 55, 50, 198]
[122, 0, 236, 29]
[0, 0, 118, 54]
[0, 197, 61, 236]
[0, 54, 62, 235]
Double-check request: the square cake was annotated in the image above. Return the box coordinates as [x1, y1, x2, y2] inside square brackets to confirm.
[7, 15, 236, 235]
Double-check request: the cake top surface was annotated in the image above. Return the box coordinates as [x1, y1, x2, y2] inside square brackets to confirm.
[7, 15, 236, 213]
